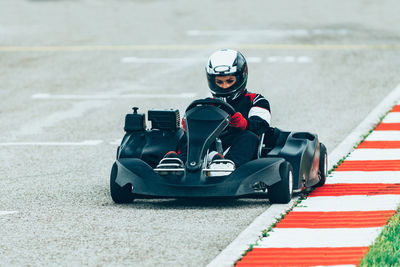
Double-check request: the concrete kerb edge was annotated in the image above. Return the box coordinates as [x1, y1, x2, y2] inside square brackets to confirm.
[206, 197, 299, 267]
[207, 82, 400, 267]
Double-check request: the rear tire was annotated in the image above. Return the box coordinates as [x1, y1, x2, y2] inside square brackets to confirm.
[110, 162, 135, 203]
[268, 161, 293, 204]
[314, 143, 327, 187]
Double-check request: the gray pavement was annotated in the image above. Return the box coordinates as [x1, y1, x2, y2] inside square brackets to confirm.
[1, 0, 400, 266]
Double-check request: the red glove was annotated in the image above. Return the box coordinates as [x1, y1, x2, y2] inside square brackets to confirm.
[230, 112, 247, 130]
[181, 117, 186, 131]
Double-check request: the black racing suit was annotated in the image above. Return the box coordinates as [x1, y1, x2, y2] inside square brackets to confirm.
[179, 89, 271, 167]
[218, 89, 271, 166]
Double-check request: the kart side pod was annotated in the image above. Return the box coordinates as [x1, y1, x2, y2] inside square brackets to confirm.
[267, 131, 320, 191]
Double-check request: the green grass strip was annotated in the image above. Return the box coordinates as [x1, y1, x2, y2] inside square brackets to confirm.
[359, 207, 400, 266]
[356, 106, 400, 265]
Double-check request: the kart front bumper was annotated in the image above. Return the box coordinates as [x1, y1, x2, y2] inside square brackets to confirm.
[115, 157, 284, 198]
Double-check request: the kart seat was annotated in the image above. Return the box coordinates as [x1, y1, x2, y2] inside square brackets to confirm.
[260, 127, 290, 157]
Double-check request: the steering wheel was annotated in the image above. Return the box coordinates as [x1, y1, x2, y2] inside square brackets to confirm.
[185, 98, 236, 116]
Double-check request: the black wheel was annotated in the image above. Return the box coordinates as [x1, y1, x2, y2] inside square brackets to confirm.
[314, 142, 327, 187]
[268, 161, 293, 204]
[110, 162, 135, 203]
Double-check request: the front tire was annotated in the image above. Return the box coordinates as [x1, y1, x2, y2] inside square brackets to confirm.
[110, 162, 135, 203]
[314, 143, 327, 187]
[268, 161, 293, 204]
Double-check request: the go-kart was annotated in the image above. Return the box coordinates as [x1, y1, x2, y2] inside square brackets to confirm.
[110, 98, 327, 204]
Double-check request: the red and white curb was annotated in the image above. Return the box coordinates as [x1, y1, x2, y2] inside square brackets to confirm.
[234, 110, 400, 265]
[208, 84, 400, 267]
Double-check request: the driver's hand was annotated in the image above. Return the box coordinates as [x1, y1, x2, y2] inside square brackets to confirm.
[230, 112, 247, 130]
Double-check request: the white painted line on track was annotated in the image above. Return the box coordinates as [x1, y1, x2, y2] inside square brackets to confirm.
[292, 195, 400, 212]
[0, 140, 103, 146]
[122, 56, 311, 65]
[121, 57, 262, 64]
[266, 56, 312, 63]
[187, 29, 349, 37]
[32, 92, 197, 100]
[16, 100, 106, 136]
[346, 148, 400, 160]
[382, 112, 400, 123]
[122, 57, 204, 63]
[327, 171, 400, 184]
[0, 211, 18, 216]
[257, 227, 382, 248]
[297, 56, 313, 63]
[109, 139, 121, 145]
[329, 83, 400, 169]
[5, 43, 400, 52]
[365, 131, 400, 141]
[206, 197, 299, 267]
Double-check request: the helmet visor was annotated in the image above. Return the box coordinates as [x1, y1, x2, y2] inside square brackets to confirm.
[208, 73, 244, 97]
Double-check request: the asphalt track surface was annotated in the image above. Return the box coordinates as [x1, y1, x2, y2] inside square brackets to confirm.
[1, 1, 400, 266]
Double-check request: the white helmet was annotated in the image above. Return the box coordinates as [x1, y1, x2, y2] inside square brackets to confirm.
[206, 49, 248, 101]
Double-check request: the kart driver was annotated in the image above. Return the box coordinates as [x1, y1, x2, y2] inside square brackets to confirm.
[163, 49, 271, 170]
